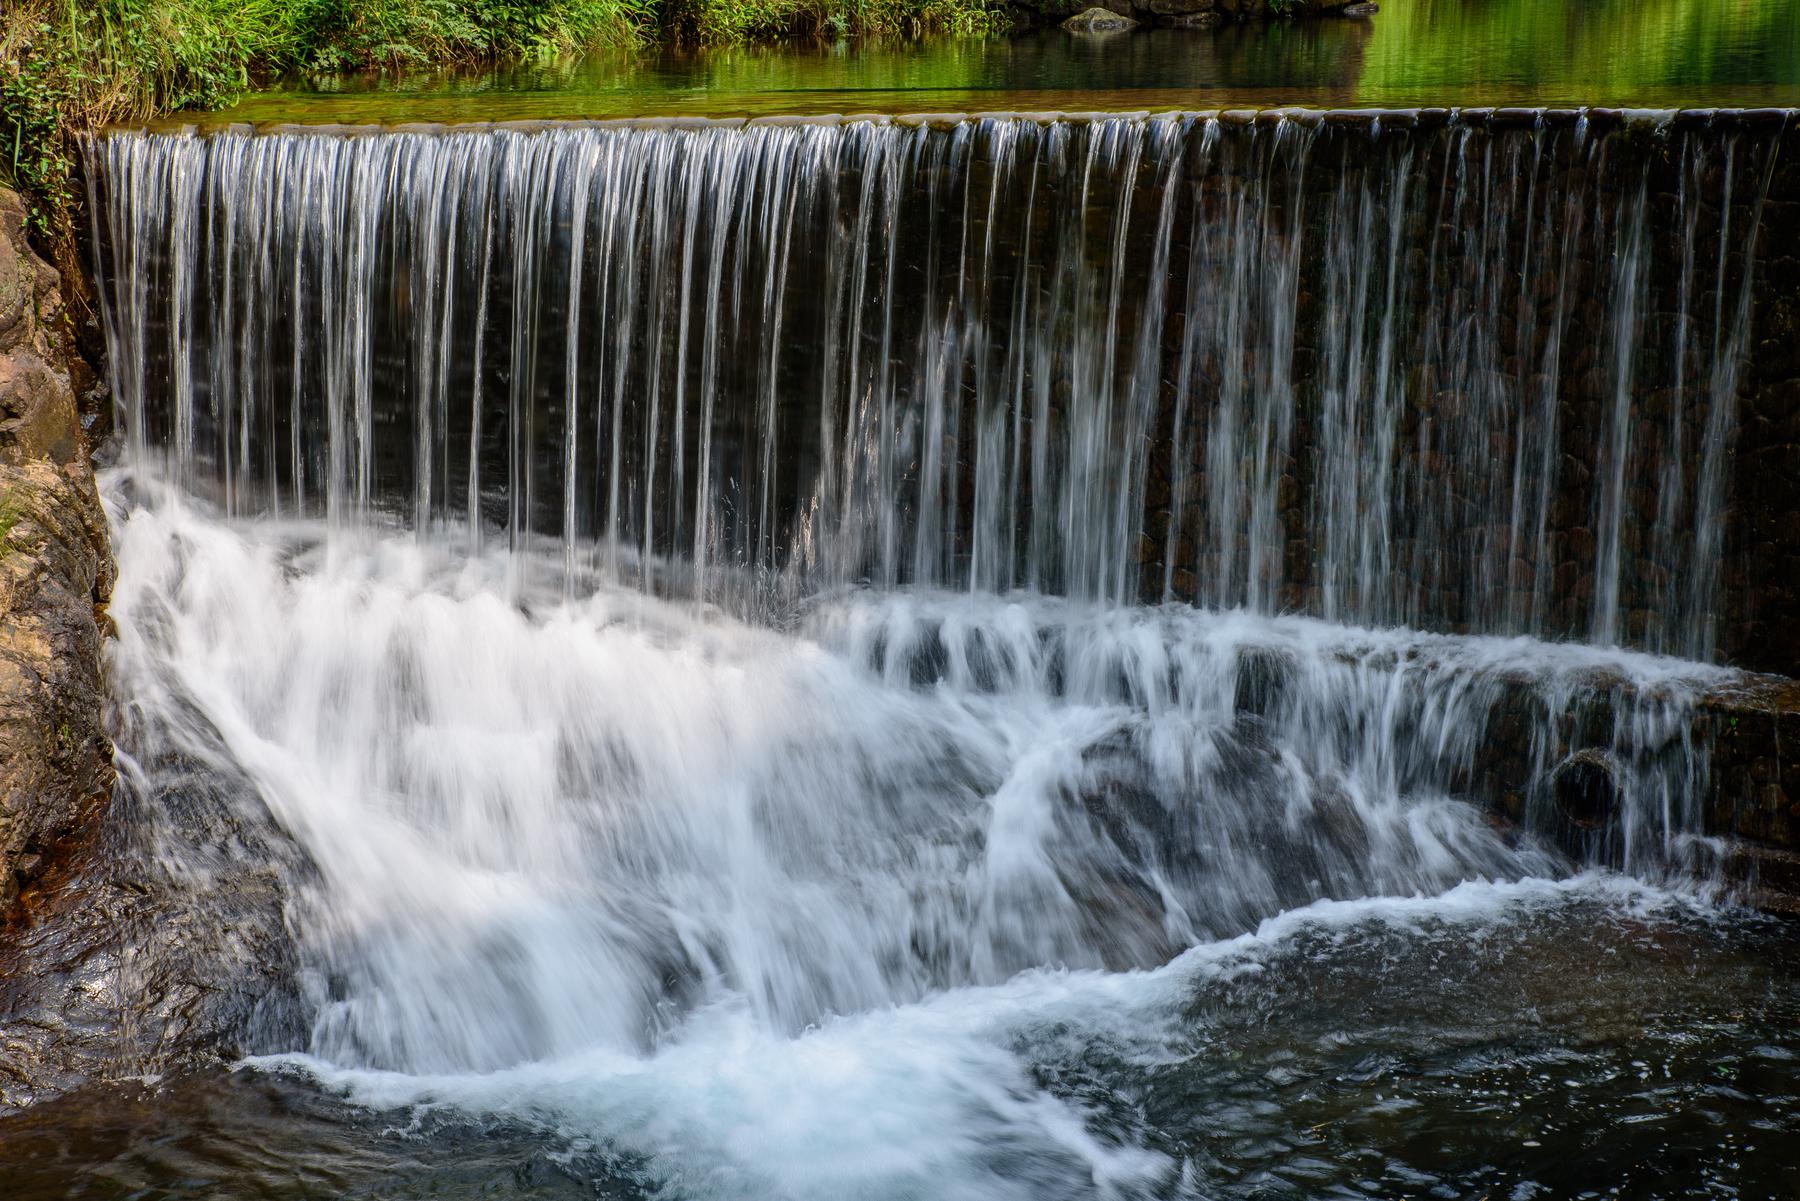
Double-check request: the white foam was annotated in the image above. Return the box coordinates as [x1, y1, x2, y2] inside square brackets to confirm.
[103, 469, 1726, 1198]
[248, 873, 1700, 1200]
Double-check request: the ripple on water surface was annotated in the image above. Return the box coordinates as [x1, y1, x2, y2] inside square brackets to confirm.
[4, 879, 1798, 1200]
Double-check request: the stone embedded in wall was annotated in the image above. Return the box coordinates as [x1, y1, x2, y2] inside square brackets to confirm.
[0, 188, 114, 915]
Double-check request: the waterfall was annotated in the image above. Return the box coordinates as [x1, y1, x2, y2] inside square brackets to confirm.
[72, 109, 1785, 1198]
[86, 110, 1781, 654]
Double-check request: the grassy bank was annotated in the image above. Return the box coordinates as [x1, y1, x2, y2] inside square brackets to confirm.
[1, 0, 1003, 246]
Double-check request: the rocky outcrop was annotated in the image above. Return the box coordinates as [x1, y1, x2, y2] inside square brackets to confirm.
[1063, 6, 1137, 31]
[0, 188, 114, 915]
[0, 188, 305, 1108]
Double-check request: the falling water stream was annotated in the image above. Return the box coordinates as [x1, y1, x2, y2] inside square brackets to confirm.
[8, 109, 1800, 1196]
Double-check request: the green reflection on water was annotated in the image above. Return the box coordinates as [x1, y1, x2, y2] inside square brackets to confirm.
[1357, 0, 1800, 101]
[172, 0, 1799, 128]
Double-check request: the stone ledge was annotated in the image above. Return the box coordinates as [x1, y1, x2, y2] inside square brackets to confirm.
[104, 105, 1800, 138]
[1230, 637, 1800, 911]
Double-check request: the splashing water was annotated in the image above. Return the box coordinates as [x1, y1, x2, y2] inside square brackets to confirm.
[96, 460, 1745, 1197]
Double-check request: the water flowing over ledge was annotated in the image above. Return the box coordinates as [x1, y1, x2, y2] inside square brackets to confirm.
[84, 107, 1800, 670]
[3, 105, 1793, 1190]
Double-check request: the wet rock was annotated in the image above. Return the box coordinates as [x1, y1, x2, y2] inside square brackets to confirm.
[0, 188, 270, 1111]
[0, 188, 113, 915]
[0, 354, 82, 466]
[1062, 6, 1138, 30]
[0, 740, 309, 1108]
[0, 458, 112, 913]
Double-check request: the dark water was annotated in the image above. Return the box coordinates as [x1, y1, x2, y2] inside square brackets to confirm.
[5, 886, 1799, 1198]
[187, 0, 1800, 126]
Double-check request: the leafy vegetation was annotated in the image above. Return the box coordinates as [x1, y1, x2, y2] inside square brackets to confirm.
[675, 0, 1000, 43]
[1, 0, 999, 250]
[2, 0, 651, 197]
[1357, 0, 1800, 99]
[6, 0, 1793, 252]
[0, 484, 24, 560]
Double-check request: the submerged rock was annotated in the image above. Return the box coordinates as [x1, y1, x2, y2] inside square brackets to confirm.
[1027, 0, 1366, 22]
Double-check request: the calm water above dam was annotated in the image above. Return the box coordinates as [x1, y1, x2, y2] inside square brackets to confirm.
[194, 0, 1800, 125]
[5, 0, 1800, 1197]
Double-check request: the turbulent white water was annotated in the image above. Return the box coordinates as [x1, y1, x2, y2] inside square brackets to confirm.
[264, 874, 1714, 1201]
[102, 462, 1739, 1198]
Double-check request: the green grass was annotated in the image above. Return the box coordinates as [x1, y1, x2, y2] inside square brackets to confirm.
[0, 484, 25, 560]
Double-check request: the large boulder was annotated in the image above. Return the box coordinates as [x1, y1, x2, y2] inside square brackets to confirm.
[0, 189, 113, 916]
[1062, 6, 1139, 30]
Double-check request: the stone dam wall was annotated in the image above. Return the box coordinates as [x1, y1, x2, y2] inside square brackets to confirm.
[1111, 109, 1800, 682]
